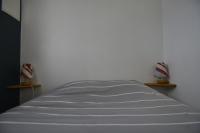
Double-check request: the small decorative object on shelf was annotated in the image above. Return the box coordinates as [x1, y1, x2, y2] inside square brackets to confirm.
[154, 62, 169, 84]
[21, 63, 33, 84]
[8, 63, 41, 89]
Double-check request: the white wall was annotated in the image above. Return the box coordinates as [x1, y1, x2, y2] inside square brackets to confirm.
[21, 0, 162, 91]
[162, 0, 200, 110]
[20, 0, 200, 110]
[2, 0, 20, 20]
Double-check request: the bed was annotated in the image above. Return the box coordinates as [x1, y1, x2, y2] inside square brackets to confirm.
[0, 80, 200, 133]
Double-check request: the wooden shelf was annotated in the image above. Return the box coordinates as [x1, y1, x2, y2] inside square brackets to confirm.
[145, 83, 176, 89]
[7, 84, 41, 89]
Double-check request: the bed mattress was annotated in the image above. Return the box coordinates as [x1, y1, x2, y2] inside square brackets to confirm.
[0, 80, 200, 133]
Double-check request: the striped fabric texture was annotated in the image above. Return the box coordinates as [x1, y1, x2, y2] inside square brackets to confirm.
[0, 80, 200, 133]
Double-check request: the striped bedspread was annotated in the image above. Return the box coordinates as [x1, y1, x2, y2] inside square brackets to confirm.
[0, 80, 200, 133]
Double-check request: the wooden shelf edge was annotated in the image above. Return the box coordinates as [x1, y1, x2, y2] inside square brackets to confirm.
[7, 84, 41, 89]
[145, 83, 176, 89]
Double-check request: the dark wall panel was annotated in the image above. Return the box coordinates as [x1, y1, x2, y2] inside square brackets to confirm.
[0, 11, 20, 113]
[0, 0, 2, 10]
